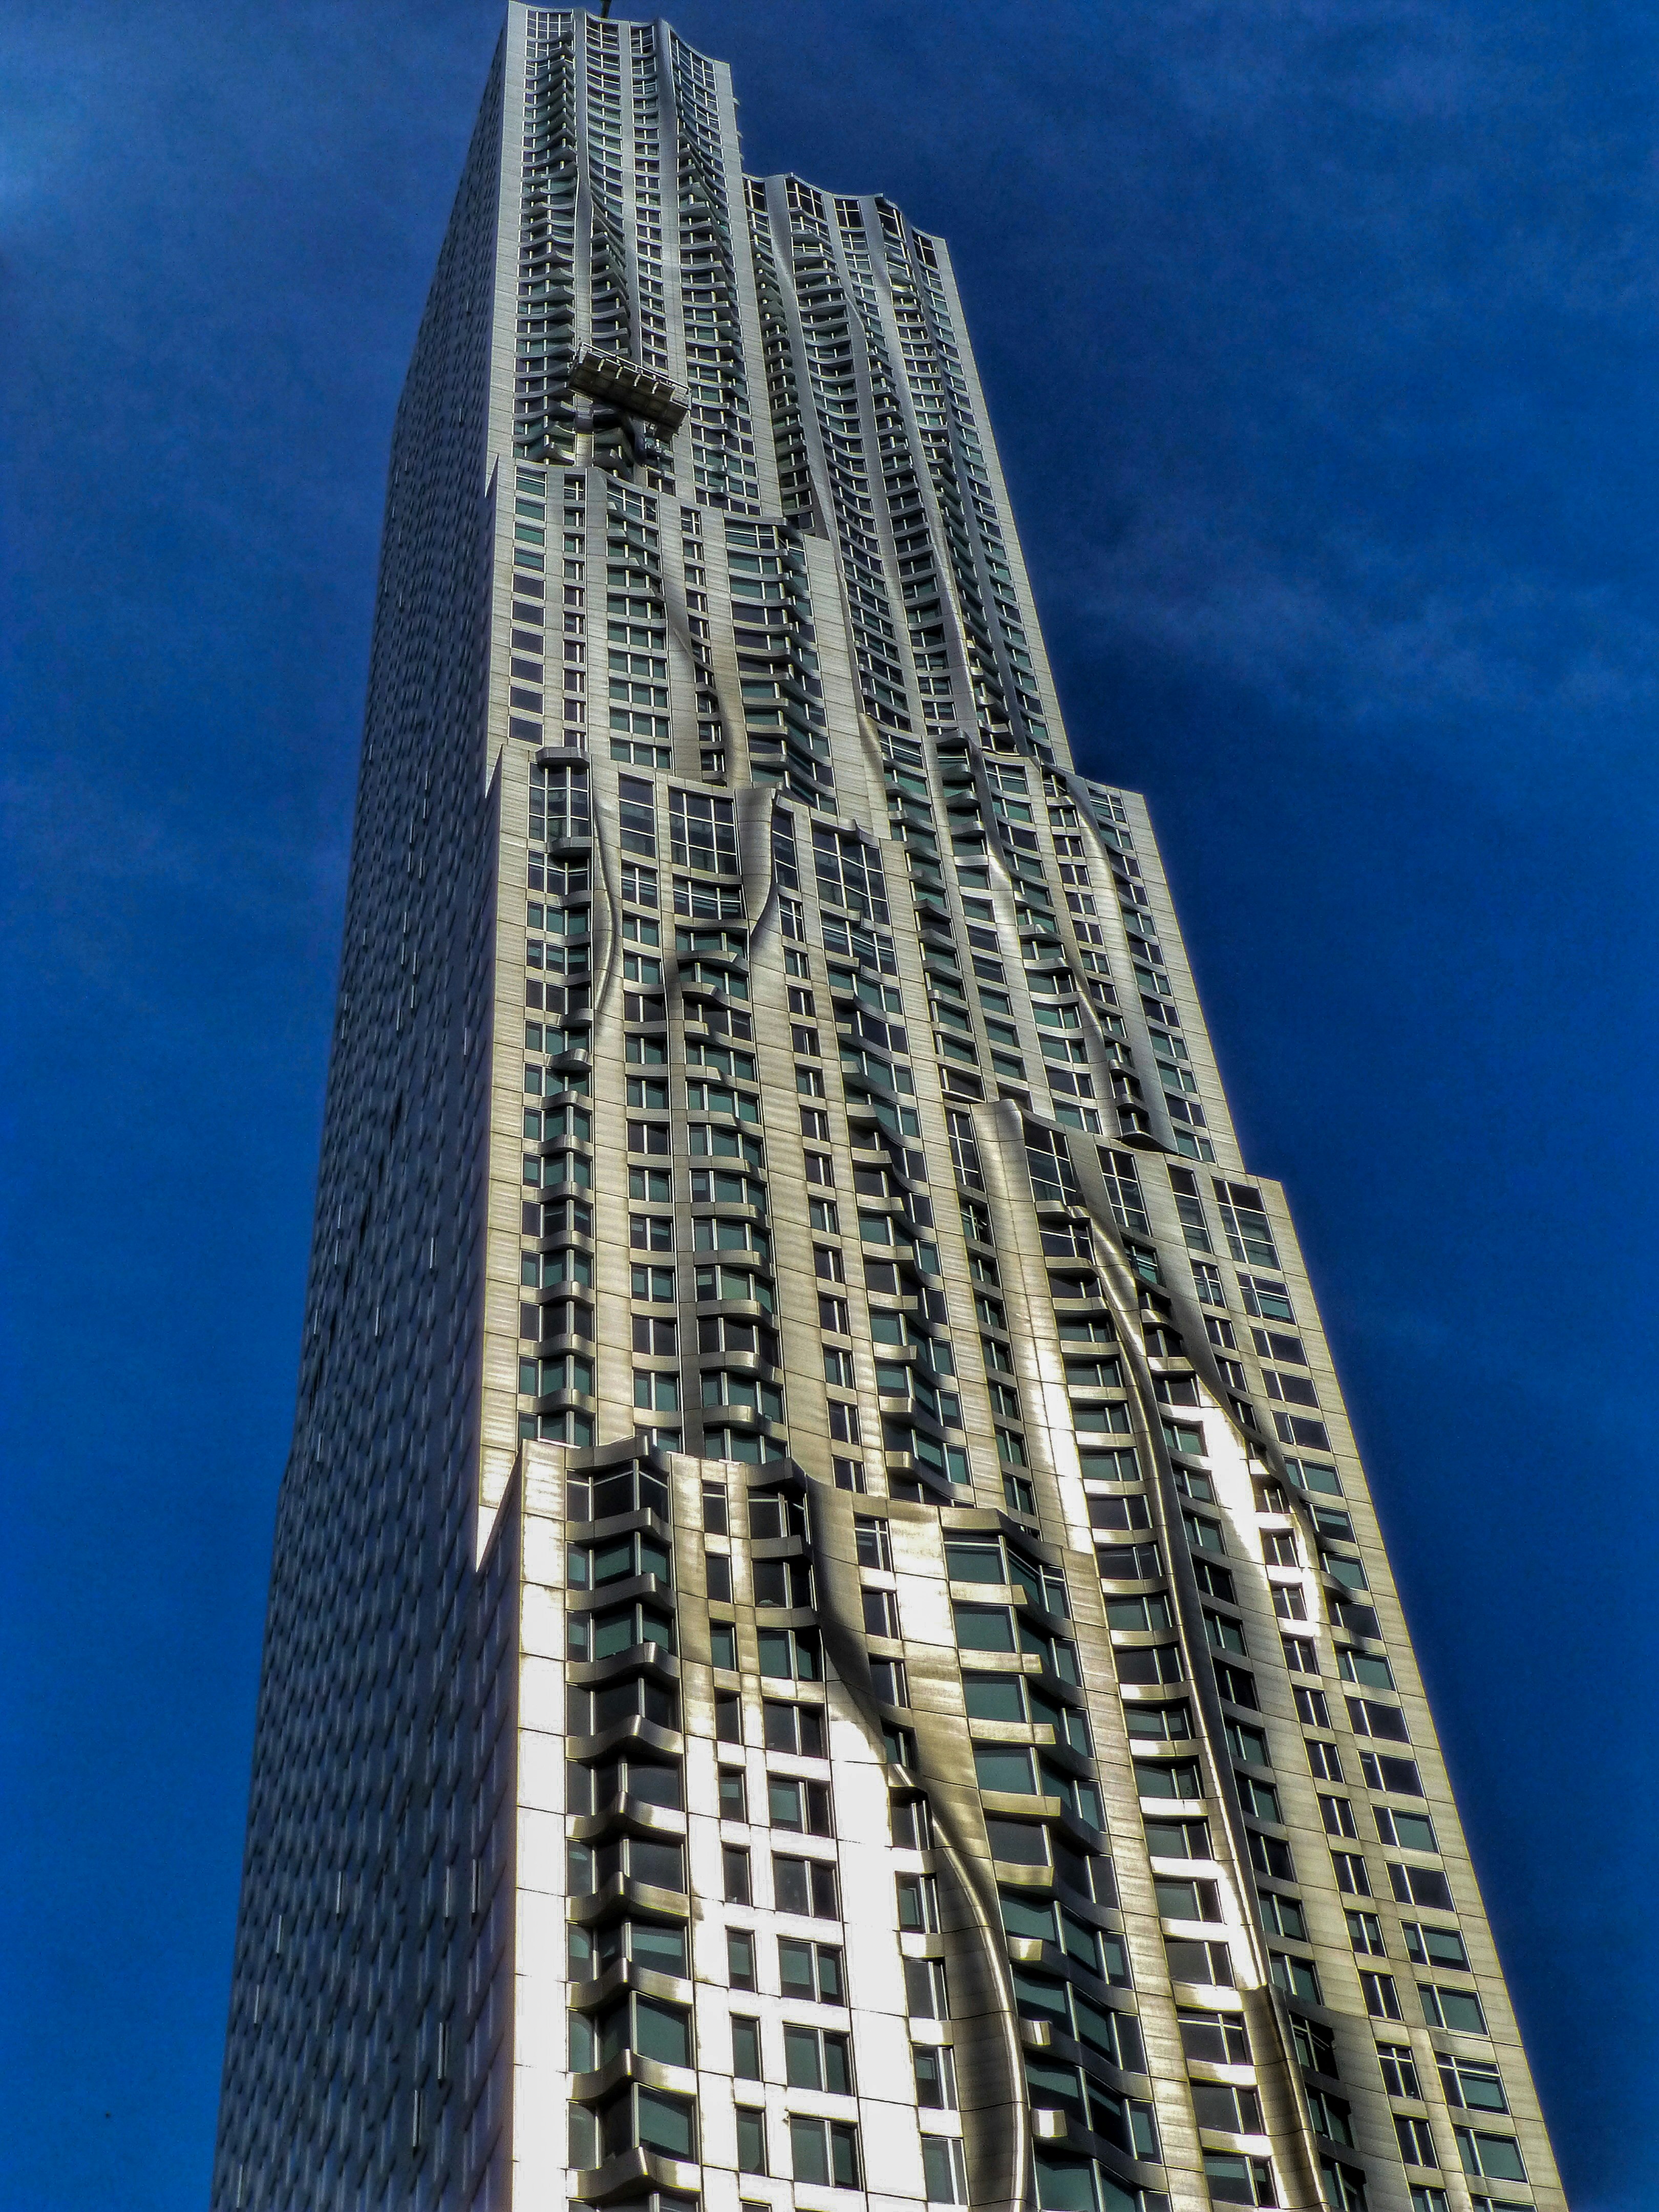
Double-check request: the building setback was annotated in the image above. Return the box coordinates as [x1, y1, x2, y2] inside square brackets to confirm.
[211, 13, 1563, 2212]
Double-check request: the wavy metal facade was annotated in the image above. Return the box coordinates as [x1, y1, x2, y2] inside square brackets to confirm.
[211, 14, 1564, 2212]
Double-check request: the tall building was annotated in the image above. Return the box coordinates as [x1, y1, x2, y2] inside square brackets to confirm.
[212, 13, 1562, 2212]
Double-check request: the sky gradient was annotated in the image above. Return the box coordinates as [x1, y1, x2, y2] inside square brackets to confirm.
[3, 2, 1655, 2205]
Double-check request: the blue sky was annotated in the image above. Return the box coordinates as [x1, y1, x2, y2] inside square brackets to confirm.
[2, 1, 1654, 2204]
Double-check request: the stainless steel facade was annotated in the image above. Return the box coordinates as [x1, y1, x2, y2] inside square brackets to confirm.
[211, 14, 1564, 2212]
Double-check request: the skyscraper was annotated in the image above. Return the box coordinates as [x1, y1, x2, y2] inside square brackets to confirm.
[211, 10, 1563, 2210]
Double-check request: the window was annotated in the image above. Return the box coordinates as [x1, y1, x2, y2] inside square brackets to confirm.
[1089, 1498, 1151, 1546]
[718, 1767, 748, 1821]
[1295, 1686, 1332, 1729]
[1108, 1593, 1174, 1633]
[1135, 1756, 1202, 1802]
[1089, 1146, 1148, 1236]
[892, 1793, 933, 1850]
[1347, 1695, 1409, 1741]
[1145, 1811, 1211, 1861]
[1455, 2130, 1526, 2182]
[1320, 2160, 1368, 2212]
[1204, 2154, 1278, 2206]
[1168, 1167, 1214, 1250]
[1361, 1751, 1423, 1795]
[975, 1742, 1040, 1798]
[871, 1656, 909, 1707]
[670, 787, 737, 871]
[633, 1368, 680, 1413]
[1320, 1794, 1358, 1839]
[823, 1346, 856, 1389]
[1157, 1876, 1222, 1921]
[1120, 1699, 1189, 1743]
[568, 1917, 687, 1983]
[1291, 2015, 1337, 2076]
[921, 2134, 968, 2203]
[569, 1675, 679, 1739]
[1192, 2081, 1264, 2135]
[1258, 1890, 1307, 1940]
[854, 1514, 894, 1569]
[1402, 1922, 1469, 1971]
[1204, 1609, 1247, 1655]
[1330, 1852, 1371, 1896]
[567, 1599, 675, 1664]
[1178, 1514, 1227, 1566]
[769, 1774, 834, 1835]
[1099, 1540, 1163, 1585]
[914, 2043, 958, 2110]
[1359, 1970, 1402, 2020]
[758, 1627, 820, 1681]
[530, 761, 590, 843]
[763, 1699, 825, 1757]
[1271, 1952, 1322, 2003]
[723, 1845, 751, 1903]
[698, 1262, 774, 1311]
[1346, 1910, 1385, 1956]
[732, 2014, 762, 2079]
[1376, 2043, 1421, 2098]
[568, 1528, 673, 1595]
[778, 1937, 842, 2002]
[1376, 1807, 1439, 1853]
[752, 1557, 813, 1609]
[569, 1990, 694, 2075]
[1390, 1864, 1455, 1911]
[575, 2081, 697, 2166]
[961, 1673, 1092, 1756]
[754, 1499, 809, 1550]
[863, 1587, 901, 1639]
[1256, 1831, 1309, 1884]
[1239, 1272, 1293, 1321]
[897, 1871, 942, 1932]
[726, 1928, 755, 1989]
[773, 1853, 838, 1918]
[1395, 2115, 1438, 2167]
[736, 2105, 768, 2175]
[814, 824, 889, 922]
[1190, 1258, 1226, 1304]
[1241, 1778, 1288, 1832]
[1420, 1984, 1487, 2035]
[1165, 1937, 1232, 1986]
[784, 2023, 853, 2094]
[1116, 1642, 1185, 1687]
[904, 1956, 950, 2019]
[1027, 2059, 1160, 2159]
[1001, 1889, 1129, 1983]
[1179, 2006, 1250, 2064]
[952, 1601, 1012, 1655]
[1013, 1968, 1144, 2071]
[790, 2115, 861, 2188]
